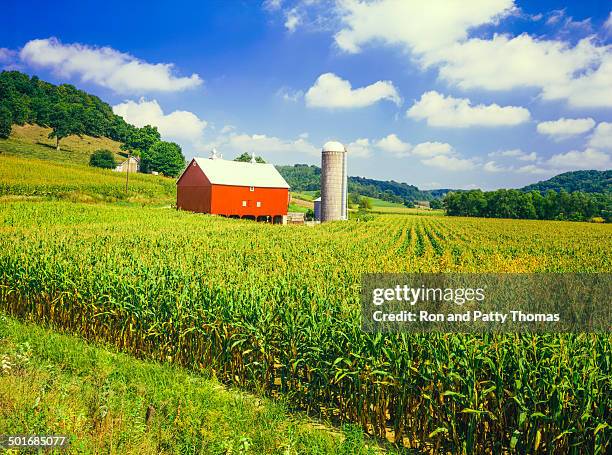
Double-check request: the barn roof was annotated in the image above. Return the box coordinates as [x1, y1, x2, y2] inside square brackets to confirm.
[190, 157, 290, 189]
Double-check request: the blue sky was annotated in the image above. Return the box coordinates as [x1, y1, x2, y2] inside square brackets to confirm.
[1, 0, 611, 189]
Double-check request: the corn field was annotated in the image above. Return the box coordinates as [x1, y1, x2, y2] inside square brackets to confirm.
[0, 201, 610, 453]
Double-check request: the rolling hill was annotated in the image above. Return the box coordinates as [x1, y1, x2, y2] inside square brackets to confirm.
[276, 164, 441, 206]
[521, 170, 611, 194]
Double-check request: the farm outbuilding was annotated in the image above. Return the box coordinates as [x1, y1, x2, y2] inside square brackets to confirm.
[114, 156, 140, 173]
[176, 154, 290, 223]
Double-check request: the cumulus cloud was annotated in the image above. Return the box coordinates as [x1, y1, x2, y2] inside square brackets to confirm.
[333, 1, 612, 107]
[406, 91, 530, 127]
[113, 98, 207, 148]
[604, 12, 612, 36]
[421, 155, 477, 171]
[347, 138, 372, 157]
[412, 142, 454, 157]
[375, 134, 454, 159]
[374, 133, 474, 170]
[587, 122, 612, 150]
[0, 48, 16, 63]
[516, 164, 551, 175]
[277, 86, 304, 102]
[488, 149, 537, 161]
[215, 132, 319, 158]
[483, 161, 508, 173]
[20, 38, 202, 94]
[547, 148, 612, 170]
[335, 0, 514, 55]
[375, 134, 412, 156]
[537, 117, 596, 140]
[263, 0, 283, 11]
[285, 8, 301, 32]
[305, 72, 401, 109]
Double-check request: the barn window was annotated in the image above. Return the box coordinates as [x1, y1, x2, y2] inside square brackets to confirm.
[256, 201, 261, 207]
[249, 186, 255, 192]
[242, 201, 247, 207]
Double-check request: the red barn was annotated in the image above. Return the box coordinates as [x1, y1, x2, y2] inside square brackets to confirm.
[176, 156, 290, 223]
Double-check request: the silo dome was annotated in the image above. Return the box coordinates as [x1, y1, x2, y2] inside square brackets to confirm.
[322, 141, 345, 152]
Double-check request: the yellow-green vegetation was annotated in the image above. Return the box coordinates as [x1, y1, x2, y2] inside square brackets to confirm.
[0, 315, 383, 455]
[1, 200, 610, 452]
[291, 191, 318, 201]
[0, 155, 175, 205]
[1, 124, 125, 165]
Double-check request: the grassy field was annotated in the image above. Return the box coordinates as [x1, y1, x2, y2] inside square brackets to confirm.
[0, 154, 175, 205]
[0, 315, 385, 454]
[1, 200, 610, 452]
[1, 124, 125, 165]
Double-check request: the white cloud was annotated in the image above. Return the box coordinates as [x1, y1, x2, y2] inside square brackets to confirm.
[516, 164, 551, 175]
[332, 1, 612, 107]
[604, 12, 612, 36]
[113, 98, 207, 148]
[412, 141, 454, 157]
[346, 138, 371, 157]
[20, 37, 202, 94]
[285, 8, 301, 32]
[587, 122, 612, 150]
[305, 72, 400, 109]
[406, 91, 530, 127]
[263, 0, 283, 11]
[0, 48, 16, 63]
[335, 0, 514, 55]
[220, 125, 236, 134]
[541, 54, 612, 108]
[277, 87, 304, 102]
[537, 117, 596, 140]
[483, 161, 508, 173]
[547, 148, 612, 170]
[421, 154, 477, 171]
[375, 134, 454, 159]
[375, 133, 411, 156]
[488, 149, 537, 161]
[217, 133, 319, 158]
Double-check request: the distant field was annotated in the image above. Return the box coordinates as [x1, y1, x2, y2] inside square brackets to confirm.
[0, 154, 175, 204]
[0, 315, 382, 455]
[362, 196, 406, 208]
[292, 190, 318, 201]
[1, 124, 125, 165]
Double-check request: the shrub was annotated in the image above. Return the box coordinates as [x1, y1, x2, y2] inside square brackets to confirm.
[89, 149, 117, 169]
[0, 105, 12, 139]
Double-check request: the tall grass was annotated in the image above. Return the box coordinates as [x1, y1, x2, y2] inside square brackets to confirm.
[0, 155, 175, 204]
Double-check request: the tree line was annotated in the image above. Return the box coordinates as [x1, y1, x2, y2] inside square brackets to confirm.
[444, 189, 611, 222]
[0, 71, 185, 177]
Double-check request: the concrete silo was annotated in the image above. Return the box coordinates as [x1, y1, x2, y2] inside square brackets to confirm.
[320, 141, 348, 222]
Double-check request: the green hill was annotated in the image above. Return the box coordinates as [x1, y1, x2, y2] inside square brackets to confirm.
[0, 70, 133, 143]
[521, 170, 611, 194]
[1, 123, 126, 165]
[276, 164, 439, 206]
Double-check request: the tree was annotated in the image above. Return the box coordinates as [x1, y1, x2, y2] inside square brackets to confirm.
[430, 199, 443, 210]
[121, 125, 161, 157]
[234, 152, 266, 163]
[349, 192, 361, 206]
[359, 197, 372, 210]
[89, 149, 117, 169]
[48, 103, 85, 150]
[0, 105, 12, 139]
[142, 141, 185, 177]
